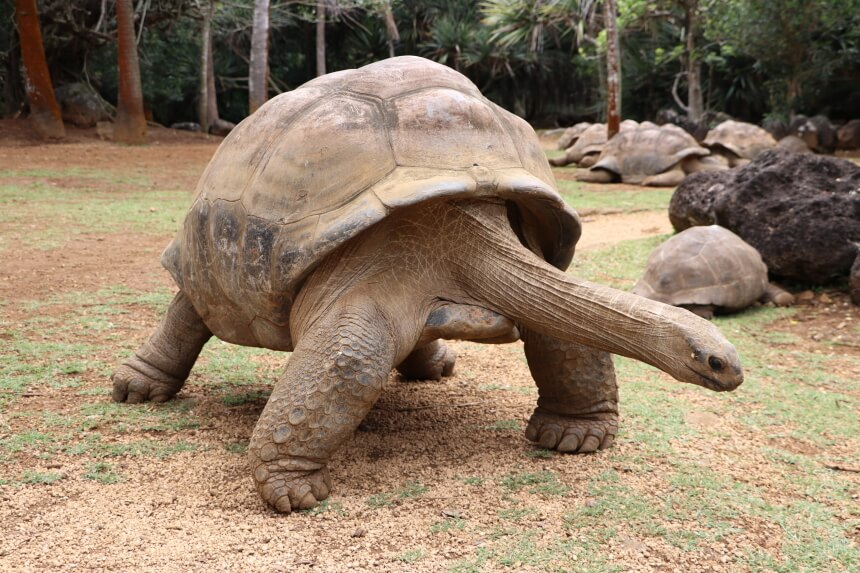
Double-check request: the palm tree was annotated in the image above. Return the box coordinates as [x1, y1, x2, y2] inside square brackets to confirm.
[15, 0, 64, 139]
[249, 0, 270, 113]
[114, 0, 147, 144]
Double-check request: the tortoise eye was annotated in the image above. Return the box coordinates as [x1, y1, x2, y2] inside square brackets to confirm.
[708, 356, 724, 372]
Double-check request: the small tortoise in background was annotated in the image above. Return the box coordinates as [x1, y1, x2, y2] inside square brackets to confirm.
[576, 126, 725, 186]
[549, 120, 640, 168]
[633, 225, 794, 319]
[703, 120, 777, 167]
[112, 56, 742, 513]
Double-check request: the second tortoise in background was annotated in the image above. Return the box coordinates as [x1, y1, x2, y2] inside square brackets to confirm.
[634, 225, 794, 320]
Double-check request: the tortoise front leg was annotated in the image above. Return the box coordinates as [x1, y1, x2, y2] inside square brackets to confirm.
[249, 301, 397, 513]
[521, 328, 619, 453]
[112, 291, 211, 403]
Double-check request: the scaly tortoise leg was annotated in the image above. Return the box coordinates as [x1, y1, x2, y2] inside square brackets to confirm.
[521, 328, 619, 453]
[249, 300, 397, 513]
[112, 291, 212, 403]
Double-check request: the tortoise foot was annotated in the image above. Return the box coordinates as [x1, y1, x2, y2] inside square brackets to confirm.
[111, 360, 184, 403]
[525, 407, 618, 453]
[251, 457, 331, 514]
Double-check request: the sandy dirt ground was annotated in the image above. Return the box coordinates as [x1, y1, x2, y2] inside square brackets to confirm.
[0, 122, 857, 573]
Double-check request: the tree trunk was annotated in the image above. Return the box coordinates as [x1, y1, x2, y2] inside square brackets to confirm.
[684, 0, 704, 122]
[114, 0, 147, 144]
[207, 25, 219, 127]
[249, 0, 270, 114]
[198, 0, 214, 131]
[316, 1, 326, 76]
[15, 0, 64, 139]
[603, 0, 621, 138]
[381, 1, 399, 59]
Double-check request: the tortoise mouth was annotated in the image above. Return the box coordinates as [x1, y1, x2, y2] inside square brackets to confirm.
[686, 364, 742, 392]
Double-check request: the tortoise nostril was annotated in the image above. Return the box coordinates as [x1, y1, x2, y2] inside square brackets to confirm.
[708, 356, 724, 372]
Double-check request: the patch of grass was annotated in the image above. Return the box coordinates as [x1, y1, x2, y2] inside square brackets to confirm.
[83, 462, 121, 484]
[449, 529, 620, 573]
[301, 499, 347, 517]
[461, 476, 484, 486]
[557, 179, 674, 212]
[395, 549, 425, 563]
[430, 517, 467, 533]
[366, 481, 429, 508]
[569, 234, 669, 289]
[484, 419, 521, 431]
[0, 431, 56, 459]
[76, 400, 199, 433]
[498, 507, 538, 521]
[20, 470, 64, 485]
[499, 471, 569, 497]
[195, 340, 280, 388]
[0, 175, 188, 249]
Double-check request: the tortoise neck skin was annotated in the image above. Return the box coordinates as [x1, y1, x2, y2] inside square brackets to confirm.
[290, 199, 743, 392]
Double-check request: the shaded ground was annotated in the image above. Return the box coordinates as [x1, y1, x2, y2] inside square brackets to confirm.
[0, 123, 858, 572]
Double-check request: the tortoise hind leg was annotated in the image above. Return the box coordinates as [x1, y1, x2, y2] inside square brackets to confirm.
[761, 282, 795, 306]
[521, 328, 618, 454]
[112, 291, 211, 403]
[396, 340, 456, 380]
[249, 298, 397, 513]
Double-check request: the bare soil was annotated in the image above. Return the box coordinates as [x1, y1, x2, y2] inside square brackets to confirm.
[0, 123, 857, 573]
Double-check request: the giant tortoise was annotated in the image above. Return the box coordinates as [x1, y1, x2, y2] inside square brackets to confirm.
[112, 56, 741, 513]
[633, 225, 794, 319]
[703, 120, 777, 167]
[549, 120, 640, 167]
[576, 126, 724, 186]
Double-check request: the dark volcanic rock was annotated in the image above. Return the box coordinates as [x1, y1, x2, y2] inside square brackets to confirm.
[712, 150, 860, 284]
[669, 171, 729, 232]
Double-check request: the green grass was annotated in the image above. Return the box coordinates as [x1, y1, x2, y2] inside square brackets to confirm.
[557, 179, 674, 212]
[0, 179, 189, 249]
[484, 419, 521, 431]
[19, 470, 64, 485]
[83, 462, 121, 484]
[499, 471, 569, 497]
[366, 481, 429, 508]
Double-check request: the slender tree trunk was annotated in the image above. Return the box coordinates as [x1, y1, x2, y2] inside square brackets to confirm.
[198, 0, 214, 131]
[206, 27, 219, 126]
[316, 1, 326, 76]
[15, 0, 64, 139]
[684, 0, 703, 122]
[114, 0, 147, 144]
[381, 1, 399, 59]
[248, 0, 270, 113]
[603, 0, 621, 138]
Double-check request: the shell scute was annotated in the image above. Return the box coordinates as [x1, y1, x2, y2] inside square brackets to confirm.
[241, 94, 395, 222]
[390, 88, 520, 170]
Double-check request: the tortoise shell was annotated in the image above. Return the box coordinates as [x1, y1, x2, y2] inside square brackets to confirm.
[704, 120, 776, 160]
[161, 56, 580, 351]
[590, 127, 709, 183]
[632, 225, 768, 311]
